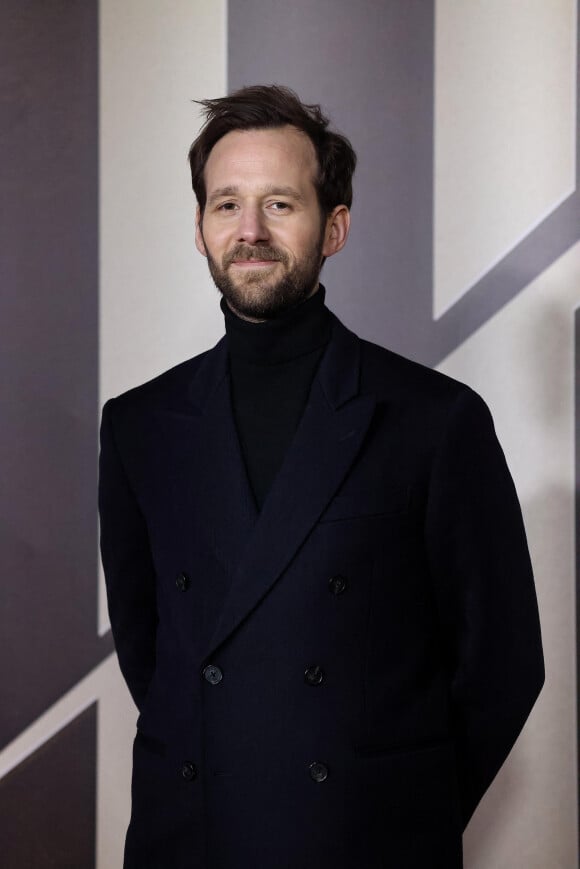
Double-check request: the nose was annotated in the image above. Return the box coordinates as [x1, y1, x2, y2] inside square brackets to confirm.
[236, 204, 270, 245]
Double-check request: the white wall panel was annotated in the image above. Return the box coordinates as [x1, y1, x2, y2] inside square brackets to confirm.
[96, 657, 136, 869]
[99, 0, 227, 403]
[434, 0, 576, 318]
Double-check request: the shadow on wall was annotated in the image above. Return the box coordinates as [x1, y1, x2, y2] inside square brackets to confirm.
[464, 480, 573, 868]
[527, 300, 573, 428]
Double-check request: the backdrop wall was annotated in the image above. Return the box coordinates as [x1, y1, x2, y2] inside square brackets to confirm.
[0, 1, 577, 866]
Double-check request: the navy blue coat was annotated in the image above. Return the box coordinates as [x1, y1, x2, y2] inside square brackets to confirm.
[98, 310, 544, 869]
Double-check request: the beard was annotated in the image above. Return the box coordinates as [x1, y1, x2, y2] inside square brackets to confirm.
[202, 230, 325, 320]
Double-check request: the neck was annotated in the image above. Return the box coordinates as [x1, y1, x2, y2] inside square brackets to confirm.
[221, 284, 331, 365]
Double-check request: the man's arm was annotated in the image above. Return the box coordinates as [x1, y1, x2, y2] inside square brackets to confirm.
[98, 399, 158, 711]
[424, 387, 544, 829]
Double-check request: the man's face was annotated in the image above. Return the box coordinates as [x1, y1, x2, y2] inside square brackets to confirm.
[195, 126, 348, 321]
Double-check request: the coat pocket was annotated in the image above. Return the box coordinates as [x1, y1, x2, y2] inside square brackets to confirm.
[354, 736, 451, 760]
[355, 738, 460, 815]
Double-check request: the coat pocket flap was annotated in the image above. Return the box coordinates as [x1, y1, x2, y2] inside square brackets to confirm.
[319, 485, 410, 523]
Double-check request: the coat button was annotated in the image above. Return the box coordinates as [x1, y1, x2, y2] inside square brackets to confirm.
[176, 572, 190, 592]
[203, 664, 223, 685]
[181, 761, 198, 781]
[304, 665, 324, 686]
[309, 761, 328, 782]
[328, 575, 347, 595]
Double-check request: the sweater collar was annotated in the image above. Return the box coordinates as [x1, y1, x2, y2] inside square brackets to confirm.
[221, 284, 332, 365]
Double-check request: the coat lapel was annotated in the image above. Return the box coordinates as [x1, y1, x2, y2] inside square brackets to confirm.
[204, 316, 376, 659]
[164, 337, 258, 575]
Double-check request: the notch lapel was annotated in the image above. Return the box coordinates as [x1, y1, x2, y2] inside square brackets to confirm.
[205, 317, 376, 659]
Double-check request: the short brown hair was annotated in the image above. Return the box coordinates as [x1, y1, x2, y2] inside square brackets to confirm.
[188, 84, 356, 214]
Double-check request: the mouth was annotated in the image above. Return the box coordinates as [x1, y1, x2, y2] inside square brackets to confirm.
[230, 259, 279, 268]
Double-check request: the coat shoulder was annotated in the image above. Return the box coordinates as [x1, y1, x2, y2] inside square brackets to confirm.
[358, 334, 473, 409]
[352, 331, 497, 450]
[102, 338, 225, 419]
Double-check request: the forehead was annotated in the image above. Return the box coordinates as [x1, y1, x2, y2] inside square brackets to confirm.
[204, 126, 318, 194]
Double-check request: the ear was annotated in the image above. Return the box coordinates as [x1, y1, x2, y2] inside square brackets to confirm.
[321, 205, 350, 259]
[195, 206, 207, 257]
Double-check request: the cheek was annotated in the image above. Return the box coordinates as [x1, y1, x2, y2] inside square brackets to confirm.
[277, 223, 321, 258]
[201, 223, 232, 256]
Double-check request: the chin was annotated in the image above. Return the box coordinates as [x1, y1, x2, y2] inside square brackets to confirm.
[214, 266, 319, 320]
[230, 296, 287, 320]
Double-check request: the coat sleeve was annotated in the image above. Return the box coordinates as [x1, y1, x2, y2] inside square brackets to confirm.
[98, 398, 158, 711]
[424, 386, 544, 829]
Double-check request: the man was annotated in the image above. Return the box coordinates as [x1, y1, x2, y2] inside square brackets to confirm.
[99, 85, 544, 869]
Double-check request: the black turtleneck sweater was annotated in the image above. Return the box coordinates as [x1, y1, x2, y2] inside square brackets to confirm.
[222, 285, 332, 511]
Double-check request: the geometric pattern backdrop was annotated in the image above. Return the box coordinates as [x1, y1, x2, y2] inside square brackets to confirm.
[1, 1, 578, 866]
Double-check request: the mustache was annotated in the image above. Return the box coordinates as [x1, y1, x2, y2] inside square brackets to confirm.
[223, 244, 288, 268]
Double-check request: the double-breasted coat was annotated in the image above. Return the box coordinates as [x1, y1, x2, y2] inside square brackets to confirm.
[98, 309, 544, 869]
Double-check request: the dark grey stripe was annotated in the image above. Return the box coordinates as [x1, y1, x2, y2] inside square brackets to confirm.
[0, 704, 97, 868]
[228, 0, 436, 362]
[0, 0, 112, 752]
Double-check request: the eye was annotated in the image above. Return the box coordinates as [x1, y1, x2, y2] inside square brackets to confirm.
[269, 201, 290, 212]
[217, 201, 237, 212]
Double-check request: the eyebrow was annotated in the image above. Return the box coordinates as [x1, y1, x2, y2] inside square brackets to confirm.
[207, 185, 306, 206]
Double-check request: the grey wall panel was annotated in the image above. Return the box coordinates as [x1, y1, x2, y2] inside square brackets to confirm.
[229, 0, 435, 361]
[0, 0, 112, 750]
